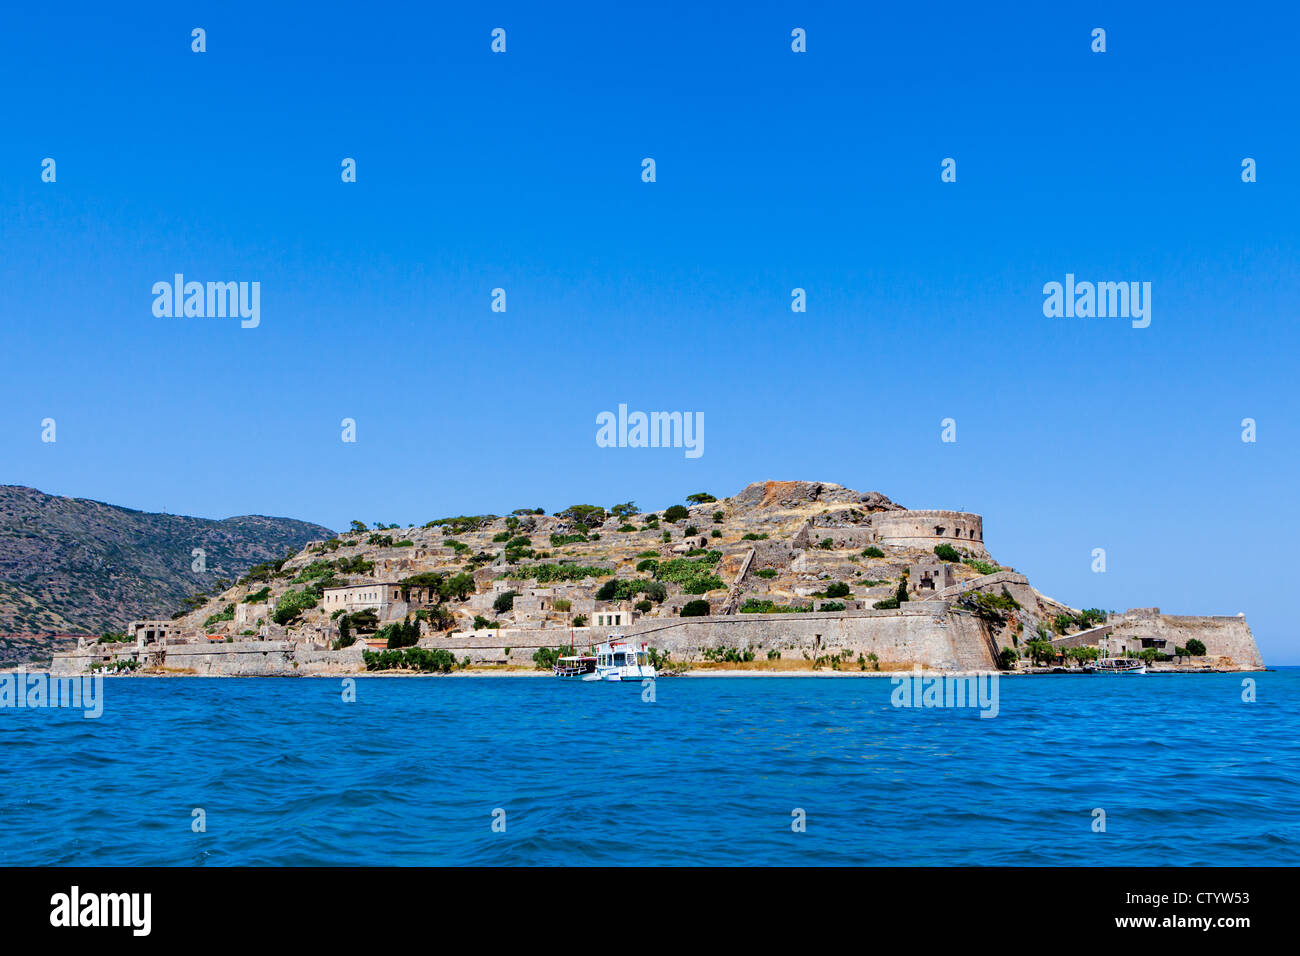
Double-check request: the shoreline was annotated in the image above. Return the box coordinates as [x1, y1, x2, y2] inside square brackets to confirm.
[7, 665, 1270, 678]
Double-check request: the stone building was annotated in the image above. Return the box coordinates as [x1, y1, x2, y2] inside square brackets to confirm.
[509, 586, 594, 625]
[907, 562, 956, 595]
[127, 620, 185, 646]
[590, 605, 638, 629]
[234, 601, 267, 630]
[321, 581, 441, 620]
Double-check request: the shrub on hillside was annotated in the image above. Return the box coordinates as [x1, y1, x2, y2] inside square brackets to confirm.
[203, 605, 235, 628]
[272, 589, 318, 625]
[348, 609, 379, 632]
[740, 599, 812, 614]
[504, 563, 610, 583]
[550, 533, 588, 547]
[242, 586, 272, 604]
[656, 554, 724, 594]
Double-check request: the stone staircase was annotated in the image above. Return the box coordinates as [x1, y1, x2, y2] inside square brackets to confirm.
[934, 570, 1028, 601]
[719, 548, 757, 615]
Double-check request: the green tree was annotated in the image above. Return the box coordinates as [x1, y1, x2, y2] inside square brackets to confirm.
[1025, 639, 1055, 665]
[445, 573, 476, 601]
[680, 599, 710, 617]
[1185, 638, 1206, 656]
[349, 609, 379, 632]
[934, 543, 962, 562]
[562, 504, 607, 528]
[272, 589, 318, 626]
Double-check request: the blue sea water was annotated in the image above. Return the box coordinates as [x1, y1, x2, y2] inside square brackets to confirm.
[1, 670, 1297, 866]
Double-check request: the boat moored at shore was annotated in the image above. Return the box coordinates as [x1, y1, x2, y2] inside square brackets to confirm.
[553, 655, 596, 677]
[582, 637, 656, 682]
[1084, 657, 1147, 674]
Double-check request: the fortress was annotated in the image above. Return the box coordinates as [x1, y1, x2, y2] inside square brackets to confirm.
[871, 510, 985, 554]
[797, 508, 987, 555]
[49, 480, 1264, 677]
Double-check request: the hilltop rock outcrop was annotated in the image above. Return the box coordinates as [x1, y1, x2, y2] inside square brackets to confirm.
[730, 480, 903, 513]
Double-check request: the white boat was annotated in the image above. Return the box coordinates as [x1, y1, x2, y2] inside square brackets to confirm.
[1085, 657, 1146, 674]
[553, 655, 596, 677]
[581, 636, 656, 682]
[1084, 637, 1146, 674]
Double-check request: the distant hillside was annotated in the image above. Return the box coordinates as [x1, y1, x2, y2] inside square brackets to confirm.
[0, 486, 333, 657]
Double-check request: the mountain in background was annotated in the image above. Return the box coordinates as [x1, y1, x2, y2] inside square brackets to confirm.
[0, 485, 332, 661]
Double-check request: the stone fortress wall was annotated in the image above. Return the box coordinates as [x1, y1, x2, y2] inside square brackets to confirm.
[1107, 607, 1264, 670]
[381, 602, 999, 673]
[869, 510, 986, 555]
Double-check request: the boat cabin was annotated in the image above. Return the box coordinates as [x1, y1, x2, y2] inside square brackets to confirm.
[595, 638, 650, 669]
[554, 655, 596, 677]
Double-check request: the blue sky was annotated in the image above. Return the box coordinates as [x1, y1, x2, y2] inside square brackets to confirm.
[2, 3, 1297, 661]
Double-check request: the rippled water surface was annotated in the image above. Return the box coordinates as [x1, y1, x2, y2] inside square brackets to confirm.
[2, 671, 1297, 865]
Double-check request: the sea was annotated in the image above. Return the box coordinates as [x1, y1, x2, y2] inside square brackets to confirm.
[2, 669, 1296, 866]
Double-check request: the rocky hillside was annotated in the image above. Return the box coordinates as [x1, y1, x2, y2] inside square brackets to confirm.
[0, 485, 333, 652]
[169, 480, 1079, 647]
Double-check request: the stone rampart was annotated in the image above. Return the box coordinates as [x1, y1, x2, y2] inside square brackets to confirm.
[870, 510, 986, 555]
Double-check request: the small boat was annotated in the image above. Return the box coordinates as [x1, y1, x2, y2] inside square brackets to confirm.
[1085, 657, 1146, 675]
[553, 655, 596, 677]
[581, 637, 657, 682]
